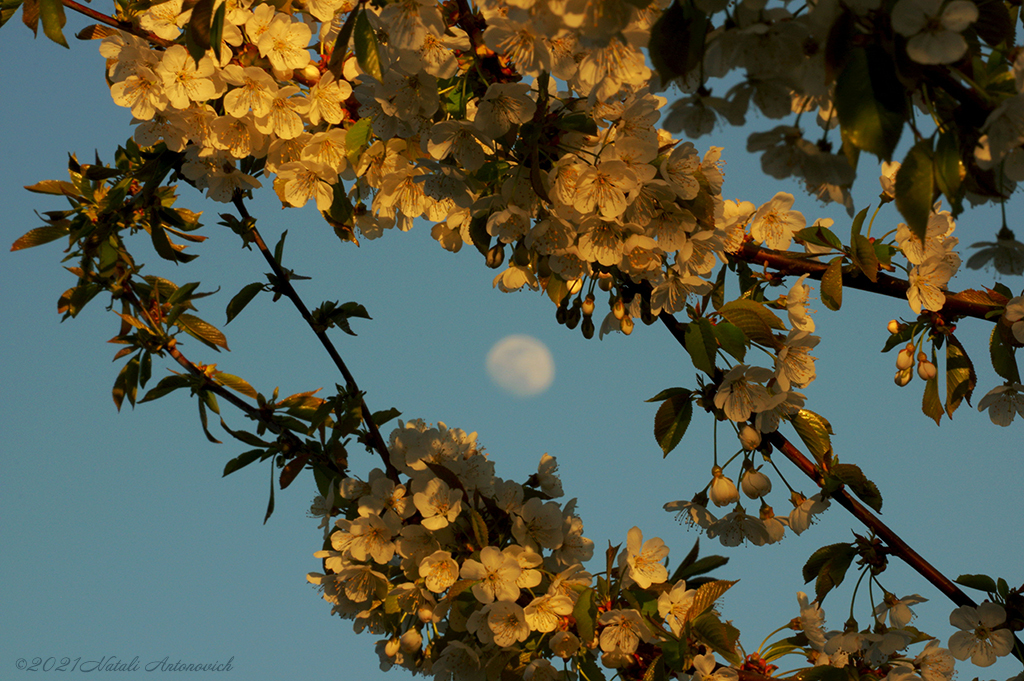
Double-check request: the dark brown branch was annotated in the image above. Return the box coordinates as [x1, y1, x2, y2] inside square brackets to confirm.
[231, 196, 400, 482]
[734, 242, 1005, 322]
[61, 0, 174, 47]
[654, 293, 1024, 660]
[764, 430, 1024, 664]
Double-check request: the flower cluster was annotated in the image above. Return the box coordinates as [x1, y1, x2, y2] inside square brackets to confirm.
[306, 419, 745, 680]
[793, 591, 959, 681]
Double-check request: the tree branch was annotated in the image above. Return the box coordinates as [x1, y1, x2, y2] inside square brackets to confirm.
[231, 196, 401, 481]
[764, 430, 1024, 664]
[61, 0, 174, 47]
[732, 242, 1005, 322]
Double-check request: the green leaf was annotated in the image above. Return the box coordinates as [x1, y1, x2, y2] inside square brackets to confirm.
[327, 7, 358, 77]
[675, 554, 729, 581]
[654, 393, 693, 457]
[139, 374, 191, 403]
[646, 387, 692, 402]
[834, 46, 906, 160]
[820, 256, 844, 311]
[223, 448, 266, 476]
[685, 318, 717, 376]
[688, 579, 737, 620]
[353, 9, 383, 82]
[659, 639, 689, 674]
[577, 651, 607, 681]
[711, 321, 747, 361]
[345, 117, 372, 168]
[895, 140, 935, 244]
[690, 611, 740, 664]
[280, 450, 311, 489]
[14, 0, 35, 32]
[935, 130, 963, 213]
[209, 1, 225, 60]
[150, 222, 197, 263]
[802, 543, 856, 603]
[166, 281, 201, 305]
[829, 463, 883, 513]
[140, 351, 152, 387]
[850, 234, 879, 282]
[264, 459, 276, 524]
[922, 372, 943, 426]
[37, 0, 66, 46]
[945, 336, 975, 417]
[273, 229, 288, 265]
[372, 407, 401, 426]
[573, 588, 597, 645]
[717, 299, 785, 347]
[795, 224, 844, 251]
[849, 205, 870, 240]
[648, 0, 709, 85]
[881, 320, 916, 353]
[226, 282, 263, 324]
[11, 223, 70, 250]
[220, 421, 271, 447]
[215, 372, 258, 398]
[790, 409, 833, 464]
[467, 506, 489, 549]
[990, 326, 1021, 383]
[955, 573, 998, 593]
[974, 0, 1013, 46]
[177, 313, 230, 350]
[24, 179, 76, 195]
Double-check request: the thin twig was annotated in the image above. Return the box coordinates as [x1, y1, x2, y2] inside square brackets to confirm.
[119, 286, 281, 433]
[61, 0, 174, 47]
[231, 195, 400, 481]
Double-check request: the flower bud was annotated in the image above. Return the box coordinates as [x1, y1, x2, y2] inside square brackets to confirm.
[598, 274, 613, 291]
[400, 628, 423, 653]
[582, 293, 595, 317]
[741, 466, 772, 499]
[709, 466, 739, 507]
[620, 315, 634, 335]
[887, 319, 900, 334]
[566, 304, 581, 330]
[536, 256, 552, 278]
[612, 298, 625, 320]
[896, 343, 915, 370]
[581, 316, 595, 339]
[513, 241, 532, 267]
[739, 425, 761, 450]
[297, 63, 322, 86]
[917, 360, 937, 380]
[894, 367, 912, 386]
[486, 243, 505, 269]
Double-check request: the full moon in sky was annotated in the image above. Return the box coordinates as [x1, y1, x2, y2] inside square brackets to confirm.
[486, 335, 555, 397]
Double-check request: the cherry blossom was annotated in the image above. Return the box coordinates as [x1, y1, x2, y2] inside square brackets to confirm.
[948, 602, 1015, 666]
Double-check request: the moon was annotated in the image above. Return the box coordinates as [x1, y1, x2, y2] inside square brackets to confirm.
[486, 335, 555, 397]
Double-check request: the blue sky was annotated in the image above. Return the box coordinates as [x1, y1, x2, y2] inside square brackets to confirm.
[2, 13, 1022, 681]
